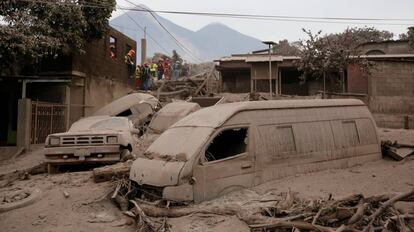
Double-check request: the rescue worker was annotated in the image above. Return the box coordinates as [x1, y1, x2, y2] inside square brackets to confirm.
[172, 61, 180, 81]
[157, 59, 164, 80]
[124, 49, 136, 78]
[163, 59, 171, 80]
[150, 62, 158, 77]
[135, 64, 141, 90]
[141, 63, 150, 91]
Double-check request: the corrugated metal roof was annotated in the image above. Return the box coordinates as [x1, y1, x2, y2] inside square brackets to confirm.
[217, 56, 247, 62]
[217, 54, 301, 63]
[173, 99, 365, 129]
[245, 55, 283, 62]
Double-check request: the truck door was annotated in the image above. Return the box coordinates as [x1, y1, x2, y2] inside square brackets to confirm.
[192, 126, 255, 203]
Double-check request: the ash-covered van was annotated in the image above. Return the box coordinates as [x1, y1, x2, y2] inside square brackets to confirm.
[130, 99, 381, 203]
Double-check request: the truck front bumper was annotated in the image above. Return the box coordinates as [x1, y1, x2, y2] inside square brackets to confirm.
[44, 145, 120, 164]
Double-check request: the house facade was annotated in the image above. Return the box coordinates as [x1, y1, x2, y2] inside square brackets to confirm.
[216, 40, 414, 128]
[347, 40, 414, 128]
[0, 27, 137, 151]
[216, 54, 323, 96]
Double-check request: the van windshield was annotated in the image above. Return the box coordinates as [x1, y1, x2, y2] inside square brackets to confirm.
[144, 127, 214, 161]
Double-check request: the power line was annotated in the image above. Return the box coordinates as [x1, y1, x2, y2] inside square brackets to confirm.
[15, 0, 414, 26]
[116, 6, 170, 54]
[123, 0, 204, 62]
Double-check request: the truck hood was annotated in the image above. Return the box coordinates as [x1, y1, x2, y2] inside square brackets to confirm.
[130, 158, 185, 187]
[49, 130, 122, 137]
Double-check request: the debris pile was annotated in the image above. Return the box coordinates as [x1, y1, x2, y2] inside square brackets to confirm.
[382, 140, 414, 161]
[152, 71, 219, 101]
[110, 182, 414, 232]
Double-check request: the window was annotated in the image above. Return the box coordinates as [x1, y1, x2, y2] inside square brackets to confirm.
[257, 125, 296, 160]
[205, 128, 248, 162]
[356, 119, 377, 145]
[274, 126, 296, 154]
[109, 36, 117, 59]
[117, 109, 132, 117]
[342, 121, 360, 147]
[294, 122, 334, 154]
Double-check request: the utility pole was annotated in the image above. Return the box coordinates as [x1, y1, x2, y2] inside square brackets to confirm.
[141, 27, 147, 65]
[262, 41, 276, 99]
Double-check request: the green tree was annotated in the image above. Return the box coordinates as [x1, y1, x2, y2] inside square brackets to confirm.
[0, 0, 115, 74]
[297, 27, 393, 91]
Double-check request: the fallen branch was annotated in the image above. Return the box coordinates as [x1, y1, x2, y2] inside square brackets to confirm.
[130, 199, 158, 231]
[347, 202, 368, 225]
[245, 215, 336, 232]
[363, 188, 414, 232]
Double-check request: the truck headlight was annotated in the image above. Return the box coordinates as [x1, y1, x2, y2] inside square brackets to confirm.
[49, 137, 60, 146]
[107, 136, 118, 143]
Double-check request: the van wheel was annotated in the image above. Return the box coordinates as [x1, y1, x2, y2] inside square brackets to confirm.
[120, 149, 133, 162]
[47, 164, 59, 174]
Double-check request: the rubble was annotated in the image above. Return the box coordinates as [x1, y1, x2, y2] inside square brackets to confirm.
[110, 182, 414, 232]
[382, 140, 414, 161]
[151, 71, 219, 101]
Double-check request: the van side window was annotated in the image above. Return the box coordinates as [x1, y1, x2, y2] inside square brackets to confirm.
[205, 128, 248, 162]
[342, 120, 360, 146]
[257, 125, 296, 159]
[356, 118, 377, 145]
[275, 126, 296, 154]
[293, 121, 334, 154]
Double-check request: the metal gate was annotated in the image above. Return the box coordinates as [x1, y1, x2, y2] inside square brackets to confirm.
[31, 101, 68, 144]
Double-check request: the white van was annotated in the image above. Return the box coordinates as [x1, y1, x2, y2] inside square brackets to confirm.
[130, 99, 381, 203]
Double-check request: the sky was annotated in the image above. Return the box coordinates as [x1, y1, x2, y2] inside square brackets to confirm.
[113, 0, 414, 42]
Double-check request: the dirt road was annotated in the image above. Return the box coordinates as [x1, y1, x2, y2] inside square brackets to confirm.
[0, 128, 413, 231]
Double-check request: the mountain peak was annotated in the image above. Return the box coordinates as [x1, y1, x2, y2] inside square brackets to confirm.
[111, 11, 263, 61]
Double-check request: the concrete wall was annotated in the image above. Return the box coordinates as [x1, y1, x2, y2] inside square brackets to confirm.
[368, 61, 414, 114]
[348, 60, 414, 128]
[358, 41, 414, 55]
[84, 76, 134, 116]
[72, 28, 136, 83]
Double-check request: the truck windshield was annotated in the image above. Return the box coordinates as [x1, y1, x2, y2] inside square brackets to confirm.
[145, 127, 214, 161]
[69, 117, 130, 132]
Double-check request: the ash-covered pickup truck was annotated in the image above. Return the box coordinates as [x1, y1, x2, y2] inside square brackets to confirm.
[45, 116, 139, 173]
[44, 93, 159, 173]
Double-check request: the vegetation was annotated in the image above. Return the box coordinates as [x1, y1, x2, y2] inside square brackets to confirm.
[271, 39, 301, 56]
[297, 27, 394, 91]
[0, 0, 115, 74]
[399, 26, 414, 48]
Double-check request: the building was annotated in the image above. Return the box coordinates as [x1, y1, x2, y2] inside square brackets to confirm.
[216, 54, 322, 95]
[216, 40, 414, 128]
[0, 27, 137, 151]
[347, 40, 414, 128]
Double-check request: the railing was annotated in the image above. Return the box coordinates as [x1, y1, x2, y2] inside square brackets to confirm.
[31, 101, 68, 144]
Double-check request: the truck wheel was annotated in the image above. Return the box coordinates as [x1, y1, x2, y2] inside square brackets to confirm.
[47, 164, 59, 174]
[120, 149, 133, 162]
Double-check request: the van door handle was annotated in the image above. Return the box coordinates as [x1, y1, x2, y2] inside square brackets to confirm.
[241, 162, 252, 169]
